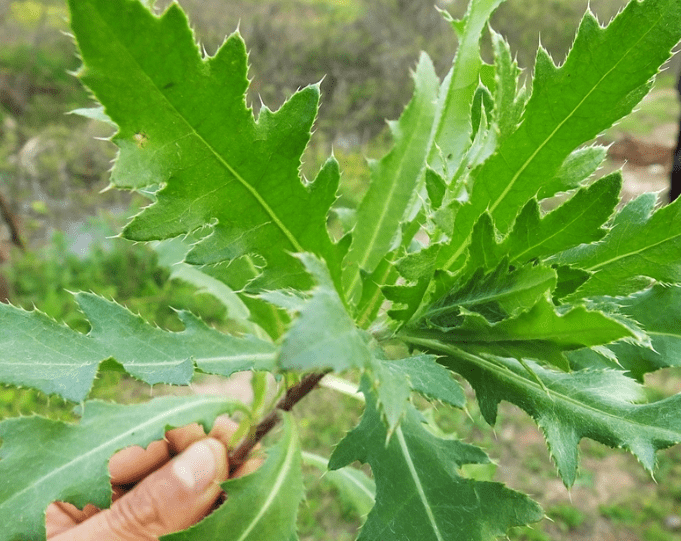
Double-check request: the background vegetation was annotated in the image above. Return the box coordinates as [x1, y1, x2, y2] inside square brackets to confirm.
[1, 0, 680, 539]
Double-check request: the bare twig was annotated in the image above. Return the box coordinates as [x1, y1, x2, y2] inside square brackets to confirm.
[227, 371, 328, 475]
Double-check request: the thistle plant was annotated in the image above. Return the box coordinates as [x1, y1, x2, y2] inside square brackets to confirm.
[1, 0, 681, 539]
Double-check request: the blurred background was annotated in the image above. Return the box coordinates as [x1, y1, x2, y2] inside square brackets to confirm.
[1, 1, 680, 540]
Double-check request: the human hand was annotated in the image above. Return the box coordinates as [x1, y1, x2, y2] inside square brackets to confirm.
[45, 416, 259, 541]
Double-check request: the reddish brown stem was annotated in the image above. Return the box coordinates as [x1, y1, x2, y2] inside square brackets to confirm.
[0, 191, 24, 252]
[227, 371, 328, 475]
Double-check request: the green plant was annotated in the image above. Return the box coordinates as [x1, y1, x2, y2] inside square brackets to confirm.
[547, 504, 585, 532]
[1, 0, 681, 539]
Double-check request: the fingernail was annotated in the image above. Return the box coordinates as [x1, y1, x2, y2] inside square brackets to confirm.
[172, 440, 217, 492]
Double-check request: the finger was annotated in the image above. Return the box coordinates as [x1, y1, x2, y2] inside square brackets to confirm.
[45, 503, 99, 537]
[165, 415, 238, 456]
[108, 439, 170, 486]
[49, 438, 228, 541]
[110, 418, 228, 486]
[166, 422, 206, 455]
[207, 416, 240, 447]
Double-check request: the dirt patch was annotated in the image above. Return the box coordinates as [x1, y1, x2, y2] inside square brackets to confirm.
[606, 122, 677, 203]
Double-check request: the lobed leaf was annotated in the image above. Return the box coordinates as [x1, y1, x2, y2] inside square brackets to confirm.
[409, 295, 637, 371]
[0, 395, 239, 541]
[367, 353, 467, 438]
[430, 261, 558, 325]
[411, 342, 681, 487]
[413, 0, 681, 317]
[473, 172, 622, 271]
[551, 193, 681, 298]
[354, 0, 508, 322]
[0, 293, 276, 402]
[471, 0, 680, 234]
[264, 254, 372, 372]
[430, 0, 506, 177]
[68, 0, 345, 294]
[329, 378, 543, 541]
[569, 285, 681, 380]
[383, 354, 466, 408]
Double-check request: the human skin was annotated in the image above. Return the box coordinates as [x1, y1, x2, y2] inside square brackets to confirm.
[45, 417, 260, 541]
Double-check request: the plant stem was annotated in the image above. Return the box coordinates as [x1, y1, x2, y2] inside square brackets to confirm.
[227, 370, 328, 475]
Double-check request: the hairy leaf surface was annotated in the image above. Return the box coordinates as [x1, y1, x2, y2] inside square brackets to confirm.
[368, 353, 466, 438]
[264, 254, 372, 372]
[0, 395, 238, 541]
[383, 355, 466, 408]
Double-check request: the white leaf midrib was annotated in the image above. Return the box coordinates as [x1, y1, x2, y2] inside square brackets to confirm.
[0, 396, 229, 511]
[396, 426, 445, 541]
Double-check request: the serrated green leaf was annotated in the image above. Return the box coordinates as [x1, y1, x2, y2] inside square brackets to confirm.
[409, 295, 636, 371]
[329, 379, 543, 541]
[467, 172, 621, 272]
[434, 0, 681, 278]
[154, 237, 251, 323]
[0, 293, 276, 401]
[68, 0, 344, 293]
[489, 28, 525, 139]
[551, 193, 681, 298]
[267, 254, 372, 372]
[503, 172, 621, 264]
[394, 171, 622, 325]
[302, 451, 376, 518]
[539, 145, 608, 198]
[366, 353, 466, 438]
[342, 53, 439, 301]
[163, 414, 303, 541]
[482, 0, 679, 231]
[0, 395, 238, 541]
[367, 357, 413, 438]
[427, 262, 558, 326]
[412, 344, 681, 487]
[571, 285, 681, 380]
[385, 354, 466, 408]
[429, 0, 506, 177]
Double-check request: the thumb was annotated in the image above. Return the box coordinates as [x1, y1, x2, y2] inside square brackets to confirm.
[52, 438, 228, 541]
